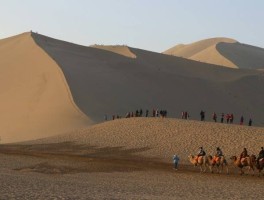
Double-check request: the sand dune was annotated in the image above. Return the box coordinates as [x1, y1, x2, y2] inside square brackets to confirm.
[1, 32, 264, 144]
[164, 37, 264, 69]
[91, 45, 137, 58]
[29, 118, 264, 164]
[32, 33, 264, 127]
[0, 33, 92, 143]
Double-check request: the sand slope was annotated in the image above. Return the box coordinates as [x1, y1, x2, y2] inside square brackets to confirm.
[32, 33, 264, 126]
[30, 118, 264, 164]
[91, 45, 136, 58]
[0, 33, 92, 143]
[164, 38, 264, 69]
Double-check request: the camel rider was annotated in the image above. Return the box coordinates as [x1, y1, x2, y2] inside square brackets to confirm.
[197, 147, 206, 156]
[257, 147, 264, 166]
[196, 147, 206, 161]
[214, 147, 223, 163]
[240, 148, 248, 162]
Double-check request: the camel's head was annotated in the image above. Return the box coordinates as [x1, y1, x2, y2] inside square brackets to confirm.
[188, 155, 194, 159]
[230, 156, 237, 161]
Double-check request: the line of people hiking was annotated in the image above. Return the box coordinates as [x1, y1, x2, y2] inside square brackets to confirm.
[106, 108, 168, 121]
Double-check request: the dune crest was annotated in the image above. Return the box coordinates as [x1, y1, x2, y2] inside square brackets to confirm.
[0, 32, 92, 143]
[164, 37, 264, 69]
[91, 45, 136, 58]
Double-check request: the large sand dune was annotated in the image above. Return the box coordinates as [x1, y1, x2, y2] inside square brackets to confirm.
[29, 118, 264, 164]
[1, 32, 264, 143]
[0, 33, 92, 143]
[164, 38, 264, 69]
[32, 33, 264, 127]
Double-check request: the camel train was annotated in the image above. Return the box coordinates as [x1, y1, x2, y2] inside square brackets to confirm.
[189, 154, 264, 176]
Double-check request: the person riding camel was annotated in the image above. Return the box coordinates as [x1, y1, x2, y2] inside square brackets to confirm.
[257, 147, 264, 166]
[195, 147, 206, 164]
[213, 147, 223, 164]
[239, 148, 248, 163]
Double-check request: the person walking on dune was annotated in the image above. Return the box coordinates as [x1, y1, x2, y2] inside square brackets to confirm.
[221, 113, 224, 123]
[200, 110, 205, 121]
[240, 116, 244, 125]
[248, 118, 252, 126]
[212, 112, 217, 122]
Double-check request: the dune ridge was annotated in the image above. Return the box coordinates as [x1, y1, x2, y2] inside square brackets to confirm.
[0, 33, 92, 143]
[164, 37, 264, 69]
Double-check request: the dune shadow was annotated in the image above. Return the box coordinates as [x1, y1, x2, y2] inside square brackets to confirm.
[0, 142, 170, 174]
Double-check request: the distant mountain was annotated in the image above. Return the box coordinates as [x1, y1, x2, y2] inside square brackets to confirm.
[163, 38, 264, 69]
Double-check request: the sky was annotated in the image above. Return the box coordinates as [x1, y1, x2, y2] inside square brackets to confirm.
[0, 0, 264, 52]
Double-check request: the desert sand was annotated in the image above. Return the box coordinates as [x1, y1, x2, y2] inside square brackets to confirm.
[1, 118, 264, 199]
[164, 37, 264, 69]
[91, 45, 137, 58]
[1, 31, 264, 198]
[0, 33, 92, 143]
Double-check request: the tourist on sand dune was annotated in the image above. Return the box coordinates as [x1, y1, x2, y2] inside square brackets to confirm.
[152, 109, 155, 117]
[248, 118, 252, 126]
[212, 112, 217, 122]
[240, 116, 244, 125]
[226, 114, 230, 123]
[221, 113, 224, 123]
[200, 111, 205, 121]
[257, 147, 264, 166]
[173, 155, 180, 170]
[230, 113, 234, 124]
[146, 109, 149, 117]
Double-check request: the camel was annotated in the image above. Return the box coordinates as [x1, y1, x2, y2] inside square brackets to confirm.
[188, 155, 209, 173]
[253, 155, 264, 176]
[207, 155, 229, 174]
[230, 155, 255, 175]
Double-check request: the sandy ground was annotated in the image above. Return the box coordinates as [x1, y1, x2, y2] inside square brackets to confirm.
[28, 118, 264, 165]
[1, 119, 264, 199]
[0, 142, 263, 200]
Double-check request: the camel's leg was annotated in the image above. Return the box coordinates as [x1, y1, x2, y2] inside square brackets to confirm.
[226, 165, 229, 174]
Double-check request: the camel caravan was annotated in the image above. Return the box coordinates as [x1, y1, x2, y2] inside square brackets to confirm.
[188, 147, 264, 176]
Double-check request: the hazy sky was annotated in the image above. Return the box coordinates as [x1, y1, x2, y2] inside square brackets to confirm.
[1, 0, 263, 52]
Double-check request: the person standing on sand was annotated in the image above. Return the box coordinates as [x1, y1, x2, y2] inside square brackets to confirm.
[230, 113, 234, 124]
[221, 113, 224, 123]
[200, 110, 205, 121]
[173, 155, 180, 170]
[248, 118, 252, 126]
[240, 116, 244, 125]
[212, 112, 217, 122]
[146, 109, 149, 117]
[152, 109, 155, 117]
